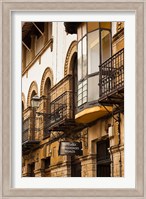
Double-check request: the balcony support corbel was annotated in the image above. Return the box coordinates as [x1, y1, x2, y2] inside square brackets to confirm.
[101, 104, 118, 122]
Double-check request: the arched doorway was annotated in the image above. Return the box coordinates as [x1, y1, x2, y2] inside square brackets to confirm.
[22, 101, 24, 138]
[30, 90, 37, 140]
[70, 52, 77, 115]
[44, 77, 51, 113]
[43, 77, 51, 137]
[40, 67, 53, 138]
[26, 81, 38, 142]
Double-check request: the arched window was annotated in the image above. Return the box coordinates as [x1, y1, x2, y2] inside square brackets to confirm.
[31, 90, 37, 101]
[43, 77, 51, 114]
[22, 101, 24, 135]
[22, 101, 24, 113]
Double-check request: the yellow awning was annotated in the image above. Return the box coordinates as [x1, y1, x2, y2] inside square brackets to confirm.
[75, 106, 112, 124]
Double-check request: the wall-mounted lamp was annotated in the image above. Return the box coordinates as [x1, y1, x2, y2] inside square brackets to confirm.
[31, 95, 40, 109]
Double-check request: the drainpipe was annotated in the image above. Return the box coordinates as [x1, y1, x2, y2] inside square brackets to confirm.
[118, 112, 122, 177]
[108, 113, 114, 177]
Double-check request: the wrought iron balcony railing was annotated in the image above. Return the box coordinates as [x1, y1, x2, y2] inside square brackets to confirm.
[22, 117, 40, 153]
[48, 91, 74, 131]
[22, 117, 35, 142]
[99, 48, 124, 104]
[41, 91, 85, 140]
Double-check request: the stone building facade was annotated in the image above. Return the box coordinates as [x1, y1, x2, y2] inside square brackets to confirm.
[22, 22, 124, 177]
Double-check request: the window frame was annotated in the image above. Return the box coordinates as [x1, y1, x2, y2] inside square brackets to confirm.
[77, 23, 112, 112]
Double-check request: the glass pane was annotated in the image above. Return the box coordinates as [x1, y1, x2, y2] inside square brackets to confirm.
[101, 30, 111, 63]
[78, 41, 82, 80]
[77, 26, 82, 41]
[88, 30, 100, 74]
[83, 84, 87, 91]
[82, 23, 87, 36]
[78, 93, 82, 101]
[83, 91, 87, 98]
[88, 75, 99, 102]
[83, 79, 87, 86]
[78, 88, 82, 95]
[83, 97, 87, 104]
[82, 36, 87, 78]
[78, 100, 82, 107]
[78, 83, 82, 89]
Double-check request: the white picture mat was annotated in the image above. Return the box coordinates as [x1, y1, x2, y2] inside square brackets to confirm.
[11, 11, 135, 188]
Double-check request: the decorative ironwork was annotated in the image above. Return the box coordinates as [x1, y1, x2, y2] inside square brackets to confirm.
[22, 117, 40, 153]
[99, 48, 124, 105]
[23, 117, 34, 142]
[49, 91, 73, 129]
[22, 74, 86, 146]
[42, 91, 84, 132]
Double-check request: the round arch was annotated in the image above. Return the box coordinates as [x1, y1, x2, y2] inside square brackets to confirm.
[40, 67, 53, 96]
[64, 41, 77, 76]
[22, 92, 26, 111]
[27, 81, 38, 107]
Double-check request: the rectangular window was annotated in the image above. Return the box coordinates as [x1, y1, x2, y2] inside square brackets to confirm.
[77, 26, 82, 41]
[78, 41, 82, 80]
[78, 36, 87, 81]
[101, 30, 111, 63]
[82, 36, 87, 78]
[82, 23, 87, 36]
[88, 75, 99, 102]
[88, 30, 100, 74]
[77, 80, 87, 107]
[45, 157, 50, 169]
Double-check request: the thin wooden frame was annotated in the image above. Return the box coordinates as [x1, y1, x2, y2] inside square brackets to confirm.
[1, 0, 145, 198]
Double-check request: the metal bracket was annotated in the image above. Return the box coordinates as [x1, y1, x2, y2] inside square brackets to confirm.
[101, 104, 119, 122]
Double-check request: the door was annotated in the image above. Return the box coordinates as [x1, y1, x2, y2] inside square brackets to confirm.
[71, 157, 81, 177]
[29, 162, 35, 177]
[96, 139, 111, 177]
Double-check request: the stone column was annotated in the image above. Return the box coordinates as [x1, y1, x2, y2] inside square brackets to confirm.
[110, 144, 124, 177]
[80, 154, 96, 177]
[22, 165, 30, 177]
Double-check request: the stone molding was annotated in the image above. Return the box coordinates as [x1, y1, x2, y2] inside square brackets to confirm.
[22, 92, 26, 110]
[27, 81, 38, 107]
[40, 67, 54, 96]
[64, 40, 77, 76]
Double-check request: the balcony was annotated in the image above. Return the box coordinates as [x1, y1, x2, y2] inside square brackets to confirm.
[49, 91, 75, 131]
[22, 117, 40, 154]
[42, 75, 84, 133]
[98, 48, 124, 105]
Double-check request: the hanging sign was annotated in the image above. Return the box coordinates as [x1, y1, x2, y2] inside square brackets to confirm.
[58, 141, 82, 156]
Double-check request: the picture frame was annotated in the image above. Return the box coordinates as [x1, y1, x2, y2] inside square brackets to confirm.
[1, 0, 145, 198]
